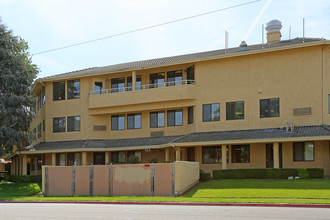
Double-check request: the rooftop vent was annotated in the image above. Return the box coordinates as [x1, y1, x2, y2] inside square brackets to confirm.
[239, 41, 247, 51]
[265, 19, 282, 43]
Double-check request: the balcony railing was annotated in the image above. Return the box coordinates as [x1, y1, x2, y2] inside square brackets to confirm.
[89, 80, 195, 95]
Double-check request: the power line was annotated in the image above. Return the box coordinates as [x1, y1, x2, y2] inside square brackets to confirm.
[32, 0, 261, 56]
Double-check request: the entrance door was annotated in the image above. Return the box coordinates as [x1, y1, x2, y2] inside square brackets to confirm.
[187, 147, 195, 161]
[266, 144, 274, 168]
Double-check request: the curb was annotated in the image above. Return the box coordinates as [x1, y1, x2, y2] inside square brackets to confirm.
[0, 200, 330, 208]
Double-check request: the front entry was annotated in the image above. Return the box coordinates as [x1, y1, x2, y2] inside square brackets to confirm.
[266, 144, 274, 168]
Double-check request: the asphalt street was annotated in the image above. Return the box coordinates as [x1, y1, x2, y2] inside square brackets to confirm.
[1, 203, 330, 220]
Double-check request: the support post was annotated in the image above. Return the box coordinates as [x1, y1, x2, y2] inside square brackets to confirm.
[82, 152, 87, 165]
[165, 148, 170, 162]
[132, 71, 136, 91]
[175, 147, 181, 161]
[51, 153, 56, 166]
[22, 154, 27, 175]
[105, 152, 110, 165]
[221, 145, 227, 170]
[273, 142, 279, 168]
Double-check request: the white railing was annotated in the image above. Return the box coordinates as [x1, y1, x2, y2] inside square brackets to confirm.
[89, 80, 195, 95]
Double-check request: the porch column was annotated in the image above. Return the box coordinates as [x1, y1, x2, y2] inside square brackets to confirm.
[105, 152, 110, 165]
[11, 158, 15, 175]
[22, 154, 27, 175]
[51, 153, 56, 166]
[132, 71, 136, 91]
[82, 152, 87, 165]
[15, 157, 18, 175]
[273, 142, 279, 168]
[221, 145, 227, 170]
[175, 147, 181, 161]
[165, 148, 170, 162]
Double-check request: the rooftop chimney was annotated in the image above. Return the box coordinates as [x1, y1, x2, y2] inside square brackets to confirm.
[265, 19, 282, 43]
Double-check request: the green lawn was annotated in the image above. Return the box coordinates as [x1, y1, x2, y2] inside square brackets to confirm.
[2, 179, 330, 204]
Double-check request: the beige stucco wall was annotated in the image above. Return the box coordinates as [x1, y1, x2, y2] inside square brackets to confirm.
[174, 161, 199, 194]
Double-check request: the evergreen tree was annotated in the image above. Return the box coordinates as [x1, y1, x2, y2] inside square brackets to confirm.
[0, 19, 39, 156]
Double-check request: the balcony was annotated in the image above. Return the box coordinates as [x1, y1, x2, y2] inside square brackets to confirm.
[89, 80, 196, 109]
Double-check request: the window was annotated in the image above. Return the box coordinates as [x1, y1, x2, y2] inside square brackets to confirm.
[186, 66, 195, 84]
[37, 87, 45, 110]
[111, 151, 126, 163]
[127, 76, 142, 91]
[33, 128, 36, 139]
[150, 73, 165, 88]
[202, 146, 221, 164]
[167, 70, 182, 86]
[67, 79, 80, 99]
[226, 101, 244, 120]
[111, 77, 125, 93]
[328, 94, 330, 114]
[67, 152, 81, 166]
[293, 142, 314, 161]
[53, 117, 65, 133]
[188, 107, 194, 124]
[43, 120, 45, 132]
[150, 111, 165, 128]
[260, 98, 279, 118]
[93, 152, 105, 165]
[127, 151, 142, 163]
[67, 116, 80, 132]
[203, 103, 220, 122]
[94, 82, 103, 95]
[37, 123, 41, 138]
[111, 115, 125, 130]
[167, 109, 183, 126]
[231, 145, 250, 163]
[127, 113, 141, 129]
[56, 153, 66, 166]
[53, 81, 65, 101]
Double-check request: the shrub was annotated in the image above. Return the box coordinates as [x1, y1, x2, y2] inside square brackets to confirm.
[5, 175, 42, 183]
[149, 157, 158, 163]
[128, 156, 140, 164]
[213, 168, 323, 179]
[200, 169, 211, 181]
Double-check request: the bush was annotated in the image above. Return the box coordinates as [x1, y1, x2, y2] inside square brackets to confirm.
[149, 157, 158, 163]
[213, 168, 323, 179]
[200, 169, 211, 181]
[128, 156, 140, 164]
[5, 175, 42, 183]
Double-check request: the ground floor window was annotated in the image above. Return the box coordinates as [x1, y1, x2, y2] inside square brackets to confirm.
[202, 146, 221, 164]
[293, 142, 314, 161]
[93, 152, 105, 165]
[127, 151, 142, 163]
[112, 151, 126, 163]
[231, 145, 250, 163]
[56, 153, 66, 166]
[67, 152, 81, 166]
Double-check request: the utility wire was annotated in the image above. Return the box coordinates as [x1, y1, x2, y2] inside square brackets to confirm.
[32, 0, 261, 56]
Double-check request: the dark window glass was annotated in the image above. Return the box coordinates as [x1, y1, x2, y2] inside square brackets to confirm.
[43, 120, 45, 132]
[187, 66, 195, 83]
[293, 142, 314, 161]
[203, 103, 220, 122]
[167, 70, 182, 86]
[53, 81, 65, 101]
[150, 111, 165, 128]
[127, 151, 142, 163]
[41, 87, 45, 105]
[111, 77, 125, 93]
[53, 117, 65, 133]
[94, 82, 103, 95]
[127, 113, 141, 129]
[37, 123, 41, 138]
[328, 94, 330, 114]
[188, 107, 194, 124]
[226, 101, 244, 120]
[67, 79, 80, 99]
[93, 152, 105, 165]
[260, 98, 279, 118]
[150, 73, 165, 88]
[111, 151, 126, 163]
[56, 153, 66, 166]
[111, 115, 125, 130]
[202, 146, 221, 164]
[167, 110, 183, 126]
[231, 145, 250, 163]
[127, 76, 142, 91]
[67, 116, 80, 132]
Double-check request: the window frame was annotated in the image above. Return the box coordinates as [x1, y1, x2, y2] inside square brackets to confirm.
[67, 115, 81, 132]
[167, 109, 183, 127]
[53, 81, 65, 101]
[260, 98, 280, 118]
[111, 115, 125, 131]
[53, 117, 66, 133]
[111, 151, 126, 163]
[67, 79, 80, 99]
[226, 101, 244, 120]
[202, 103, 220, 122]
[188, 107, 194, 124]
[293, 142, 315, 162]
[231, 145, 250, 163]
[150, 111, 165, 128]
[127, 113, 142, 130]
[202, 146, 222, 164]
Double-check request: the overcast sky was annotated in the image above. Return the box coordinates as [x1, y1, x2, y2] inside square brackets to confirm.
[1, 0, 329, 79]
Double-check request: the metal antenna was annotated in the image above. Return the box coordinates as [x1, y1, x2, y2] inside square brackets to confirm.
[303, 18, 305, 42]
[289, 26, 291, 39]
[262, 24, 264, 47]
[225, 31, 229, 53]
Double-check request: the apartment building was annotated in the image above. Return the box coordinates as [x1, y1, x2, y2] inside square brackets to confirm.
[9, 20, 330, 176]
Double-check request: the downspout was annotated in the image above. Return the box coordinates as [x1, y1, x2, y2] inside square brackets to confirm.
[322, 45, 329, 124]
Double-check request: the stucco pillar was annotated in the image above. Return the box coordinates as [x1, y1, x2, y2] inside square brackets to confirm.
[82, 152, 87, 165]
[132, 71, 136, 91]
[105, 152, 110, 165]
[175, 147, 181, 161]
[221, 145, 227, 170]
[273, 142, 279, 168]
[165, 148, 170, 162]
[51, 153, 56, 166]
[22, 154, 27, 175]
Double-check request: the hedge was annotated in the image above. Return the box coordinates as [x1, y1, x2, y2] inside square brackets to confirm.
[213, 168, 324, 179]
[200, 169, 211, 181]
[5, 175, 42, 183]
